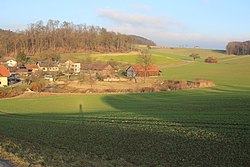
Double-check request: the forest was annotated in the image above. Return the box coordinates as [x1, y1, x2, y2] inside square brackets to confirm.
[0, 20, 154, 57]
[226, 41, 250, 55]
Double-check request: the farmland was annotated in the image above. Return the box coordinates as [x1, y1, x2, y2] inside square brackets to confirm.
[0, 48, 250, 166]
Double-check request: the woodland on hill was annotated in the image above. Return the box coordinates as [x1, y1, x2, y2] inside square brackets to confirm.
[0, 20, 155, 57]
[128, 35, 156, 46]
[226, 41, 250, 55]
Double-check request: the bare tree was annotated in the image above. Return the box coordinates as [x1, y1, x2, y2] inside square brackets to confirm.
[16, 51, 28, 66]
[0, 20, 134, 56]
[189, 53, 200, 61]
[136, 49, 152, 83]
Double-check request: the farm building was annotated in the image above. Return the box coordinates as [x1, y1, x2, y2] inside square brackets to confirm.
[0, 65, 11, 87]
[82, 63, 115, 77]
[126, 65, 160, 77]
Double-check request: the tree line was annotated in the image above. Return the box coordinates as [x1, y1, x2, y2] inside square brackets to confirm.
[226, 41, 250, 55]
[0, 20, 137, 57]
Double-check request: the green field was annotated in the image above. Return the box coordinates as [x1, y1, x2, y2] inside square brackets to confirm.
[0, 48, 250, 166]
[60, 51, 181, 66]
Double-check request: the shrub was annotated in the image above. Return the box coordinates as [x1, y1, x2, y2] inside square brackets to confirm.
[205, 57, 218, 63]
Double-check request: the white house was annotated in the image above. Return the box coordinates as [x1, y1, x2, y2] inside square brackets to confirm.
[64, 60, 81, 74]
[6, 59, 17, 67]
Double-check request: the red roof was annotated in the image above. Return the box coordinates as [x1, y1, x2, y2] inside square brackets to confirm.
[0, 65, 10, 77]
[132, 65, 159, 72]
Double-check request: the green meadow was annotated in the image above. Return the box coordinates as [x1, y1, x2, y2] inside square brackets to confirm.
[0, 48, 250, 166]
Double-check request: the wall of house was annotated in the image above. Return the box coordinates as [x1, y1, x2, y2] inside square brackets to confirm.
[126, 67, 136, 77]
[49, 67, 59, 71]
[71, 63, 81, 73]
[0, 77, 8, 87]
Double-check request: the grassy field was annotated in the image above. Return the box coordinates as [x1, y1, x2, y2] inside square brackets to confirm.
[60, 51, 181, 66]
[0, 48, 250, 166]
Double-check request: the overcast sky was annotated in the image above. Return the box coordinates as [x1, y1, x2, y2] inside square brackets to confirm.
[1, 0, 250, 49]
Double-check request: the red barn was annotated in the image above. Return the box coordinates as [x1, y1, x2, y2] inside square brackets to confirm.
[126, 65, 160, 77]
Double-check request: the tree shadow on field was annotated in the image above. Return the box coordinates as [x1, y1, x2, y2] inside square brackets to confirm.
[101, 91, 250, 126]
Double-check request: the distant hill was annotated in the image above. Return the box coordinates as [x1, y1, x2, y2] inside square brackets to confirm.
[129, 35, 156, 46]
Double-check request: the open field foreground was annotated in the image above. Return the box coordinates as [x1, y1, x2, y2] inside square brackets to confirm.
[1, 48, 250, 166]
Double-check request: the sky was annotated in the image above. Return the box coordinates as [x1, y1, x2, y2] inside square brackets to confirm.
[1, 0, 250, 49]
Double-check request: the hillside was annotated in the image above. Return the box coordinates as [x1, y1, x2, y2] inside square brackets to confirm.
[129, 35, 156, 46]
[0, 21, 158, 58]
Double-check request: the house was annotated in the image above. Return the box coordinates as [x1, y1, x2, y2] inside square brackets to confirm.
[82, 63, 115, 77]
[26, 64, 39, 73]
[126, 65, 160, 77]
[37, 62, 59, 72]
[6, 59, 17, 67]
[0, 65, 11, 87]
[63, 60, 81, 74]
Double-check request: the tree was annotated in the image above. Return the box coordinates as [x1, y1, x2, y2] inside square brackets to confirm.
[16, 51, 28, 65]
[0, 20, 136, 57]
[136, 49, 152, 83]
[42, 50, 60, 62]
[62, 60, 73, 80]
[189, 53, 200, 61]
[226, 41, 250, 55]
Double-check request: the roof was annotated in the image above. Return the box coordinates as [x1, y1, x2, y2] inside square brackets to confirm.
[26, 64, 39, 69]
[82, 63, 111, 70]
[0, 65, 11, 77]
[16, 68, 29, 73]
[37, 61, 59, 67]
[130, 65, 159, 72]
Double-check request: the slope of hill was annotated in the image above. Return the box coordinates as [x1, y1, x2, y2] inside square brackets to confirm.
[129, 35, 156, 46]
